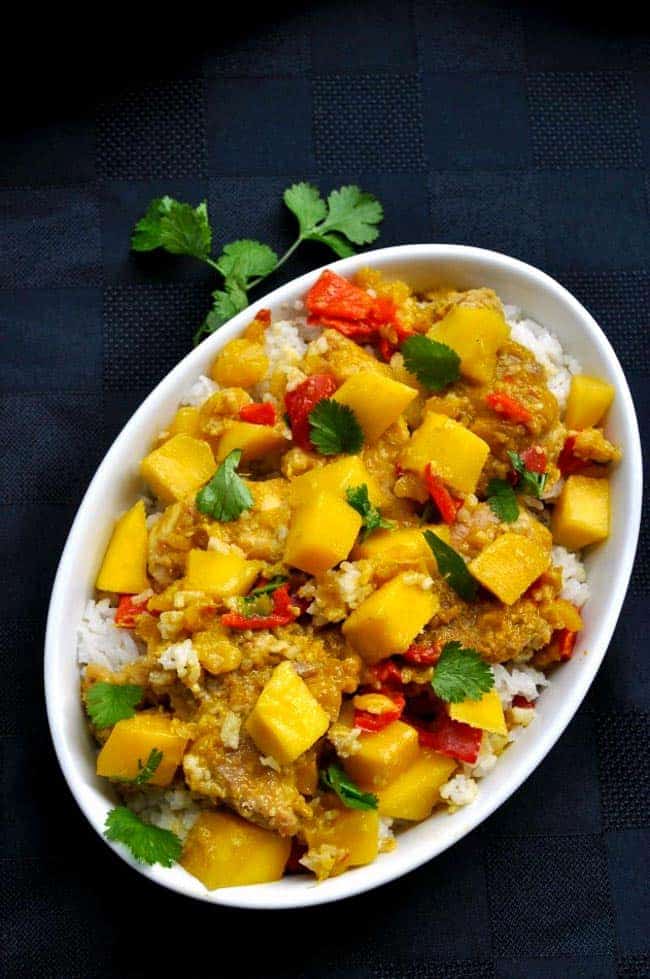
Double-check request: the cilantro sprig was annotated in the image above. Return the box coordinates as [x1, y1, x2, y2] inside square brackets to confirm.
[113, 748, 163, 786]
[423, 530, 478, 602]
[401, 335, 461, 392]
[431, 641, 495, 703]
[104, 807, 182, 867]
[195, 449, 253, 522]
[486, 478, 519, 523]
[320, 764, 378, 811]
[86, 682, 143, 729]
[507, 451, 548, 499]
[308, 400, 364, 456]
[346, 484, 395, 540]
[131, 182, 384, 344]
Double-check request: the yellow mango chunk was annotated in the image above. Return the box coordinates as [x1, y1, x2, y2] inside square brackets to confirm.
[353, 524, 450, 573]
[333, 371, 417, 443]
[565, 374, 615, 430]
[245, 661, 330, 765]
[192, 626, 243, 675]
[343, 720, 419, 789]
[449, 689, 507, 736]
[210, 338, 269, 389]
[303, 808, 379, 877]
[469, 532, 550, 605]
[168, 406, 200, 438]
[428, 305, 509, 384]
[96, 712, 188, 786]
[96, 500, 149, 594]
[400, 412, 490, 494]
[342, 573, 439, 664]
[216, 421, 288, 463]
[551, 476, 609, 550]
[140, 434, 216, 504]
[181, 811, 290, 890]
[376, 748, 457, 820]
[290, 455, 384, 508]
[284, 490, 362, 575]
[184, 549, 260, 597]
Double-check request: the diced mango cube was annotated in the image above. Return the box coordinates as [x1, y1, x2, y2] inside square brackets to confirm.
[192, 626, 243, 674]
[184, 549, 261, 597]
[469, 532, 550, 605]
[375, 748, 457, 820]
[353, 524, 450, 573]
[216, 421, 288, 463]
[245, 661, 330, 765]
[96, 499, 149, 594]
[551, 476, 609, 550]
[181, 811, 290, 890]
[290, 455, 384, 508]
[333, 371, 417, 443]
[284, 491, 362, 575]
[400, 412, 490, 494]
[428, 305, 509, 384]
[140, 434, 216, 504]
[96, 712, 188, 786]
[565, 375, 615, 430]
[342, 573, 439, 664]
[168, 406, 200, 438]
[210, 338, 269, 389]
[343, 720, 419, 789]
[303, 808, 379, 876]
[449, 689, 507, 735]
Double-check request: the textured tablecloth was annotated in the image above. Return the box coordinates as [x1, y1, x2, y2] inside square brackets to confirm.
[1, 3, 648, 976]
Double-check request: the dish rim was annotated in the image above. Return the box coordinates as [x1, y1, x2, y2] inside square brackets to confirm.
[44, 243, 643, 909]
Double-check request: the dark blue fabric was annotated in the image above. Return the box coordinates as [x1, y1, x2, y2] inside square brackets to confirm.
[1, 3, 648, 977]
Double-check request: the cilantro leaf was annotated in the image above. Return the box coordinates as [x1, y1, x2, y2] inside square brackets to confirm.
[320, 186, 384, 245]
[308, 399, 364, 456]
[195, 449, 253, 522]
[132, 197, 211, 260]
[215, 239, 278, 287]
[401, 335, 461, 392]
[195, 283, 249, 343]
[423, 530, 479, 601]
[508, 450, 548, 499]
[133, 748, 163, 785]
[431, 641, 495, 703]
[104, 807, 182, 867]
[283, 182, 327, 236]
[306, 232, 356, 258]
[320, 764, 378, 811]
[346, 484, 395, 540]
[86, 683, 142, 729]
[486, 478, 519, 523]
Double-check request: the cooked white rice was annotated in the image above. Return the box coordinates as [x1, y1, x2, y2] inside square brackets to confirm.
[180, 373, 219, 408]
[552, 545, 590, 607]
[492, 662, 549, 709]
[128, 786, 203, 840]
[504, 305, 581, 411]
[77, 599, 142, 671]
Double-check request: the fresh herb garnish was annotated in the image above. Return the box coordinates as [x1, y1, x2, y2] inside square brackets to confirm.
[320, 764, 378, 811]
[104, 806, 182, 867]
[308, 400, 364, 456]
[195, 449, 253, 522]
[401, 335, 461, 392]
[131, 183, 384, 344]
[115, 748, 163, 786]
[486, 478, 519, 523]
[423, 530, 479, 602]
[507, 450, 548, 499]
[86, 682, 143, 729]
[431, 641, 495, 703]
[346, 484, 395, 540]
[245, 576, 288, 601]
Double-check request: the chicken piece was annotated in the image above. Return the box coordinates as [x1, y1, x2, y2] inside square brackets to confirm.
[361, 417, 417, 522]
[428, 595, 554, 664]
[301, 329, 389, 383]
[426, 287, 504, 323]
[572, 428, 622, 465]
[147, 503, 209, 588]
[206, 478, 290, 562]
[197, 387, 252, 446]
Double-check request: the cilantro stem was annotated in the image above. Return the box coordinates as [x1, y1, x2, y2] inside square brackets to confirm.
[247, 236, 303, 289]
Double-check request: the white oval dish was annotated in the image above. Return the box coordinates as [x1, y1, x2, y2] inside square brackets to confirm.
[45, 245, 642, 909]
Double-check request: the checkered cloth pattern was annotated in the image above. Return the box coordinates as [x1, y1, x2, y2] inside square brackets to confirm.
[1, 4, 648, 977]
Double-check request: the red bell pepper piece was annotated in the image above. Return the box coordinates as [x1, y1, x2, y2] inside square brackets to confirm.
[367, 295, 397, 326]
[402, 641, 442, 666]
[310, 315, 378, 340]
[306, 269, 375, 322]
[221, 584, 297, 631]
[254, 308, 271, 326]
[378, 337, 397, 362]
[114, 594, 149, 629]
[239, 402, 276, 426]
[411, 713, 482, 764]
[367, 660, 403, 688]
[512, 695, 536, 709]
[556, 628, 578, 660]
[284, 373, 339, 450]
[557, 435, 588, 476]
[424, 464, 463, 525]
[354, 692, 405, 731]
[485, 391, 533, 425]
[522, 445, 547, 473]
